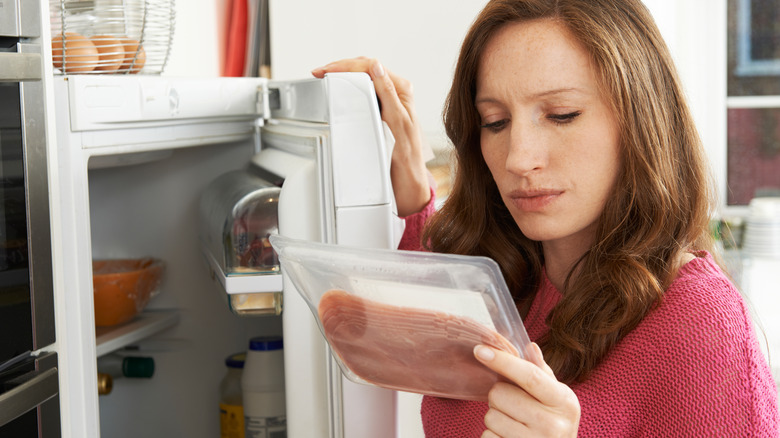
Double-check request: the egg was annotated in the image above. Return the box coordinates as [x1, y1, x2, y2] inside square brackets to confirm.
[91, 35, 124, 72]
[119, 38, 147, 74]
[51, 32, 99, 73]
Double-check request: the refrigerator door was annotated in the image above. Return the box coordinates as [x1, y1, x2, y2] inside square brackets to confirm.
[255, 73, 398, 438]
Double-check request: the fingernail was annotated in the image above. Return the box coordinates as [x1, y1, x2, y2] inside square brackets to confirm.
[474, 345, 495, 361]
[312, 63, 331, 72]
[371, 61, 385, 78]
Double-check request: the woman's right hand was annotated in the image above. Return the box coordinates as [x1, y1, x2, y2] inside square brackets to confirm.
[312, 58, 432, 217]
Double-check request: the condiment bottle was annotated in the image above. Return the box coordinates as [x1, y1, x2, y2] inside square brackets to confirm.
[241, 336, 286, 438]
[220, 353, 246, 438]
[97, 354, 155, 378]
[96, 354, 154, 396]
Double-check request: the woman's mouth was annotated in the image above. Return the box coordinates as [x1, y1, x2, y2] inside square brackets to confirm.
[508, 189, 563, 212]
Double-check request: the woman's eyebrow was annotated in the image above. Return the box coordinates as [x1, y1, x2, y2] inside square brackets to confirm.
[475, 87, 588, 106]
[529, 87, 587, 99]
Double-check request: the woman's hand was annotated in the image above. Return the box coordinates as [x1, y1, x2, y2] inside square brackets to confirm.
[475, 342, 580, 438]
[312, 57, 431, 217]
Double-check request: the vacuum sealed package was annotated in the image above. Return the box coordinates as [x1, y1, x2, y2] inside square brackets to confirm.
[270, 235, 531, 401]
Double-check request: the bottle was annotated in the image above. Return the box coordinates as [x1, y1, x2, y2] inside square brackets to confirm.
[220, 353, 246, 438]
[97, 372, 113, 396]
[97, 354, 155, 378]
[241, 336, 286, 438]
[96, 354, 155, 396]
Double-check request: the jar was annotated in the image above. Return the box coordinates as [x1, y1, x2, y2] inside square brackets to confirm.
[241, 336, 285, 438]
[220, 353, 246, 438]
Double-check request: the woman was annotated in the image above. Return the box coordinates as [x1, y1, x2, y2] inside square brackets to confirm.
[312, 0, 780, 436]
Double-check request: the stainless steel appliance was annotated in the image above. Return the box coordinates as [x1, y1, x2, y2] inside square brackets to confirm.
[0, 0, 60, 435]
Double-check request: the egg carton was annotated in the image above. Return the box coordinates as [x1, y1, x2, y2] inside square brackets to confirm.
[49, 0, 175, 75]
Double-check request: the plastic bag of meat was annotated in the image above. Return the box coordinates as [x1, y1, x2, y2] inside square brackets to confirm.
[269, 234, 531, 402]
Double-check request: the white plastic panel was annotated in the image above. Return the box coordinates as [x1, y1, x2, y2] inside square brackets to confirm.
[335, 204, 395, 249]
[327, 74, 392, 210]
[267, 78, 330, 123]
[64, 75, 267, 131]
[80, 121, 254, 150]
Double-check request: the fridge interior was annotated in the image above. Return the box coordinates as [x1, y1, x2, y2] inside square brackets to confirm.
[88, 140, 282, 437]
[47, 73, 288, 437]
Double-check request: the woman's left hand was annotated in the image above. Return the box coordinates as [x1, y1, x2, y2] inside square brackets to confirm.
[474, 342, 580, 437]
[311, 57, 431, 217]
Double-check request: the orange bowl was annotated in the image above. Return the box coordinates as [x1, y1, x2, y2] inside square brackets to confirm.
[92, 258, 165, 327]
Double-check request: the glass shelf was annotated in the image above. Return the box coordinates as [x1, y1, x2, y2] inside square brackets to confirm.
[95, 309, 179, 357]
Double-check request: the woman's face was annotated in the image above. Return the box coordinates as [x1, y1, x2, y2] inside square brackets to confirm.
[476, 19, 621, 253]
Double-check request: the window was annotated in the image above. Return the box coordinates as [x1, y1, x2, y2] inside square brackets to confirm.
[727, 0, 780, 206]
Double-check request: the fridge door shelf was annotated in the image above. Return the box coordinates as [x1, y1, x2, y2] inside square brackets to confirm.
[202, 245, 283, 316]
[95, 310, 179, 357]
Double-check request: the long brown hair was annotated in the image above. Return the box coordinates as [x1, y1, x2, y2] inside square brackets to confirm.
[422, 0, 716, 383]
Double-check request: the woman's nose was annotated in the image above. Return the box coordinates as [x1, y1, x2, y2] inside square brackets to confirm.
[505, 121, 547, 175]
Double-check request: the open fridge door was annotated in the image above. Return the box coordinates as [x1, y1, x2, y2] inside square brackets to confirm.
[199, 73, 405, 437]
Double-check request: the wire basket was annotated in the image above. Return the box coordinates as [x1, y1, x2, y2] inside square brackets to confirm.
[50, 0, 175, 75]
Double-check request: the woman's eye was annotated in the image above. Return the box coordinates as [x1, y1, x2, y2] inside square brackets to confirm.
[547, 111, 582, 125]
[480, 119, 508, 133]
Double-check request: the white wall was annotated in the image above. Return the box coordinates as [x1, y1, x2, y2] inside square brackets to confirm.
[163, 0, 223, 77]
[642, 0, 728, 214]
[267, 1, 488, 152]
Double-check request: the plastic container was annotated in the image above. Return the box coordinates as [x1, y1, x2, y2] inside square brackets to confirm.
[270, 235, 531, 402]
[92, 258, 165, 326]
[199, 169, 281, 277]
[241, 337, 285, 438]
[199, 167, 282, 316]
[220, 353, 246, 438]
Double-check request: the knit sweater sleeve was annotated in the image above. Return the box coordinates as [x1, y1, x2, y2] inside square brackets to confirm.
[648, 260, 779, 436]
[397, 187, 436, 252]
[574, 253, 779, 437]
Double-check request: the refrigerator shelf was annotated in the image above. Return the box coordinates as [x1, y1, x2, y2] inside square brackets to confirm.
[202, 245, 283, 295]
[95, 309, 179, 357]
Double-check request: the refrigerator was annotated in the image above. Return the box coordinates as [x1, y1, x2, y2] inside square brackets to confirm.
[47, 70, 425, 438]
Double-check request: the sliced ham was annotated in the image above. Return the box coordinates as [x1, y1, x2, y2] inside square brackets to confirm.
[317, 289, 519, 401]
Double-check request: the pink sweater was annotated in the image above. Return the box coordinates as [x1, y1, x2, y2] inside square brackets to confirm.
[400, 202, 780, 437]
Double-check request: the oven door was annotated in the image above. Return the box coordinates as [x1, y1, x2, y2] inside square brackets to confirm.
[0, 43, 55, 364]
[0, 30, 59, 437]
[0, 352, 60, 436]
